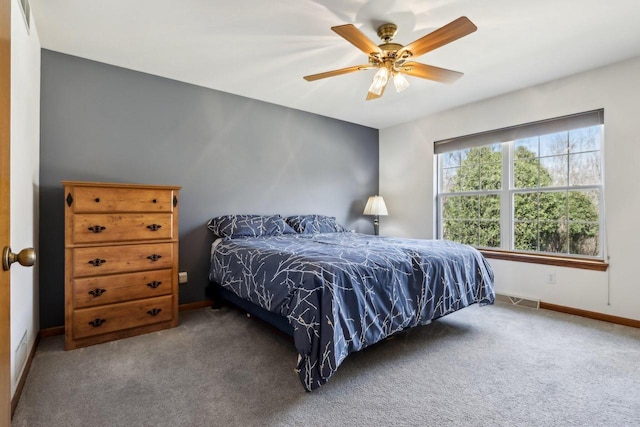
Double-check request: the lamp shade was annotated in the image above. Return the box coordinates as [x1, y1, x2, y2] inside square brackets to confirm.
[368, 68, 389, 96]
[363, 195, 388, 216]
[393, 72, 410, 92]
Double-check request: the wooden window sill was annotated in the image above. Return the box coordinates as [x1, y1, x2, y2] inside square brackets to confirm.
[479, 249, 609, 271]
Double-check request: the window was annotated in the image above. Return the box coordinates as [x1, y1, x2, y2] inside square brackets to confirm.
[436, 110, 604, 260]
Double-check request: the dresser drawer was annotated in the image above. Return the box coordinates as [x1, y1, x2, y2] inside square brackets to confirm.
[73, 295, 173, 339]
[73, 269, 173, 309]
[70, 186, 175, 213]
[71, 213, 174, 244]
[72, 243, 174, 277]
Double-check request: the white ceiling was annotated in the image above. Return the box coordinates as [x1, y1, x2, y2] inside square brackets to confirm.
[29, 0, 640, 130]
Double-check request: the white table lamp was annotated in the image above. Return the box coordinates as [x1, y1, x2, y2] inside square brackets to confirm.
[363, 195, 388, 235]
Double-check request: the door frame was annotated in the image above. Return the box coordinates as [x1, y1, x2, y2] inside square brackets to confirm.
[1, 0, 11, 424]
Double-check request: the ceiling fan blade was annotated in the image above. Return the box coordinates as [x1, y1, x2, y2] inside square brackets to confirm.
[397, 16, 477, 59]
[366, 80, 388, 100]
[400, 62, 463, 83]
[366, 91, 381, 100]
[303, 65, 373, 81]
[332, 24, 383, 57]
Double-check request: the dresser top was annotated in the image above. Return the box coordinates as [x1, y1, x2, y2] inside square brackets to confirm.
[62, 181, 182, 190]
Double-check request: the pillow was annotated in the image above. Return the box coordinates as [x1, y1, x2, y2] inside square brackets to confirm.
[207, 214, 296, 238]
[285, 215, 348, 234]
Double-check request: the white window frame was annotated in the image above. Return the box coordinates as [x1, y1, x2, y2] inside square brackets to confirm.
[435, 113, 605, 261]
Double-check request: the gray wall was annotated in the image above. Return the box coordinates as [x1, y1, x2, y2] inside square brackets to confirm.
[40, 50, 379, 329]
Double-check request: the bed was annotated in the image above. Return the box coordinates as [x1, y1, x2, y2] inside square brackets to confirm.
[207, 214, 495, 391]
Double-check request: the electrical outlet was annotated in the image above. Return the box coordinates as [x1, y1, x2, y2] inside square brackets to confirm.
[546, 272, 556, 284]
[178, 271, 188, 284]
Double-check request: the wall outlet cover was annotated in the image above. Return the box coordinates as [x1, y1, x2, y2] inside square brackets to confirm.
[178, 271, 188, 284]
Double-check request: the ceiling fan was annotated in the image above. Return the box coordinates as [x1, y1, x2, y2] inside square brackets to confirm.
[303, 17, 477, 100]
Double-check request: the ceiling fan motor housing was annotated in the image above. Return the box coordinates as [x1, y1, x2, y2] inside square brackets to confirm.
[372, 23, 409, 67]
[376, 23, 398, 42]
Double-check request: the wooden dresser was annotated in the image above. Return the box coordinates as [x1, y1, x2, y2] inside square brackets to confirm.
[63, 181, 181, 350]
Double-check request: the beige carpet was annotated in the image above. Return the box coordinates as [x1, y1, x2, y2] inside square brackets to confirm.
[12, 301, 640, 426]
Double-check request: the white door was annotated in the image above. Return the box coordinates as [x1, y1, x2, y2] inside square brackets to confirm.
[1, 0, 13, 423]
[1, 1, 38, 423]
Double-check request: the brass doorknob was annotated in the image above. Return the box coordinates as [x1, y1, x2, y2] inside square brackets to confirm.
[2, 246, 36, 271]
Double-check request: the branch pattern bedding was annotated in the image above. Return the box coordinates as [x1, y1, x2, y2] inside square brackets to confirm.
[208, 217, 495, 391]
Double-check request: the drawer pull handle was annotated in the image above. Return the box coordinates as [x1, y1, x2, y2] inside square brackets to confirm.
[152, 199, 157, 203]
[147, 281, 162, 289]
[147, 224, 162, 231]
[88, 258, 106, 267]
[94, 197, 100, 203]
[88, 225, 106, 233]
[88, 288, 106, 297]
[147, 254, 162, 262]
[147, 308, 162, 316]
[89, 318, 106, 327]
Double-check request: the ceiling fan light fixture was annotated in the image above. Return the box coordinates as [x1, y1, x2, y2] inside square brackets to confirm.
[393, 72, 410, 92]
[368, 67, 389, 96]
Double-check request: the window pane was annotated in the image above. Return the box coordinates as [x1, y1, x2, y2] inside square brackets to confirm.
[480, 162, 502, 190]
[514, 159, 539, 188]
[441, 151, 462, 168]
[442, 196, 461, 219]
[539, 221, 568, 253]
[479, 143, 502, 161]
[568, 190, 599, 221]
[515, 137, 538, 159]
[569, 223, 599, 256]
[442, 219, 459, 241]
[441, 167, 459, 192]
[459, 196, 479, 220]
[539, 191, 567, 222]
[458, 163, 480, 191]
[479, 221, 500, 247]
[569, 152, 601, 185]
[514, 221, 537, 251]
[458, 220, 478, 246]
[514, 193, 537, 220]
[569, 126, 600, 153]
[540, 131, 568, 157]
[479, 195, 500, 219]
[539, 155, 568, 187]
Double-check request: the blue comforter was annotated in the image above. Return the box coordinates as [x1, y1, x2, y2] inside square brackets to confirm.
[209, 232, 495, 391]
